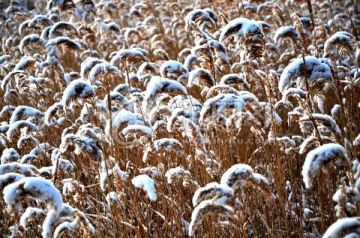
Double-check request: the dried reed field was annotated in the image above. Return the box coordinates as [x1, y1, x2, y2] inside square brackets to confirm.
[0, 0, 359, 237]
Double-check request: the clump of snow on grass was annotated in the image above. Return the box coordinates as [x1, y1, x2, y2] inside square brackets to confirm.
[322, 217, 360, 238]
[160, 60, 188, 83]
[192, 182, 233, 207]
[1, 148, 20, 164]
[220, 18, 264, 42]
[0, 162, 38, 176]
[165, 167, 190, 184]
[61, 79, 95, 106]
[302, 143, 349, 188]
[220, 164, 253, 189]
[274, 26, 299, 45]
[188, 200, 234, 237]
[279, 56, 332, 92]
[131, 174, 157, 201]
[3, 177, 63, 212]
[20, 207, 46, 229]
[0, 173, 25, 190]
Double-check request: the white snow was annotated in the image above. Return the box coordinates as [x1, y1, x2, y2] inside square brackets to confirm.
[131, 174, 157, 201]
[61, 79, 95, 106]
[110, 49, 147, 66]
[143, 76, 188, 111]
[48, 21, 79, 39]
[220, 18, 264, 42]
[354, 134, 360, 146]
[322, 217, 360, 238]
[20, 207, 46, 229]
[220, 74, 250, 89]
[89, 62, 122, 84]
[185, 9, 216, 31]
[188, 68, 215, 88]
[80, 57, 106, 80]
[165, 166, 190, 184]
[3, 177, 63, 211]
[192, 182, 233, 207]
[302, 143, 349, 188]
[7, 120, 38, 142]
[0, 162, 38, 176]
[188, 200, 234, 236]
[331, 104, 341, 119]
[46, 36, 80, 50]
[324, 31, 355, 58]
[279, 56, 332, 92]
[19, 34, 46, 54]
[273, 26, 299, 45]
[160, 60, 189, 82]
[299, 113, 342, 137]
[0, 172, 25, 190]
[1, 148, 20, 164]
[10, 105, 44, 124]
[122, 125, 153, 137]
[220, 164, 253, 189]
[200, 94, 246, 121]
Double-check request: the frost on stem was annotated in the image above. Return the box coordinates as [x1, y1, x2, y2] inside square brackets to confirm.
[281, 88, 307, 103]
[122, 125, 153, 143]
[279, 56, 333, 92]
[302, 143, 349, 188]
[299, 136, 336, 155]
[274, 26, 300, 47]
[48, 21, 79, 39]
[1, 70, 27, 91]
[80, 57, 106, 80]
[332, 183, 357, 218]
[105, 109, 144, 145]
[44, 102, 65, 126]
[46, 37, 80, 50]
[353, 134, 360, 146]
[323, 217, 360, 238]
[220, 18, 264, 42]
[20, 207, 46, 230]
[205, 85, 242, 99]
[110, 49, 147, 67]
[131, 174, 157, 201]
[0, 105, 15, 119]
[0, 162, 38, 176]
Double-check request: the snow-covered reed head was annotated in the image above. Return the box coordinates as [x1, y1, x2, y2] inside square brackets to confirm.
[220, 18, 266, 60]
[302, 143, 349, 189]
